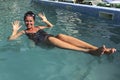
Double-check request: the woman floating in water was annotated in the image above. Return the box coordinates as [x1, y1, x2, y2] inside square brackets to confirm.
[8, 11, 116, 56]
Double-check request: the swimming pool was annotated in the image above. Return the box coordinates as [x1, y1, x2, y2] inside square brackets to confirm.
[37, 0, 120, 25]
[0, 0, 120, 80]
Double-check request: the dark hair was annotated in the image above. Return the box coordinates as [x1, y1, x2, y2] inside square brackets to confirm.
[24, 11, 36, 21]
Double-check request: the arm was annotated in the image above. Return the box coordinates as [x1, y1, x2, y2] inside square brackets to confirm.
[38, 13, 53, 28]
[8, 20, 24, 40]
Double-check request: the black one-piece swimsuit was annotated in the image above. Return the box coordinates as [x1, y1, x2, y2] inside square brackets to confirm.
[25, 29, 54, 43]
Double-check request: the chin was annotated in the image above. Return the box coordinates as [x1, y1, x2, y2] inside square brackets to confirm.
[26, 25, 32, 28]
[26, 27, 31, 29]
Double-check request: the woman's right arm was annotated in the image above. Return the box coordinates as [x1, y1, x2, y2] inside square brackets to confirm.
[8, 20, 24, 40]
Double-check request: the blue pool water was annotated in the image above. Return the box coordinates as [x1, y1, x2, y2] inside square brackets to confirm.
[0, 0, 120, 80]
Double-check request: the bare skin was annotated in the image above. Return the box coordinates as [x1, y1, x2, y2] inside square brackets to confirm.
[8, 12, 116, 56]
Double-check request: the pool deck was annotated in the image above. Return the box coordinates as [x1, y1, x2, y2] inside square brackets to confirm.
[38, 0, 120, 25]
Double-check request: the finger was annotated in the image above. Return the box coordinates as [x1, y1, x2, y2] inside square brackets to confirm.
[18, 25, 22, 29]
[16, 20, 20, 25]
[11, 22, 13, 25]
[19, 25, 22, 28]
[42, 12, 45, 16]
[11, 22, 16, 27]
[38, 13, 42, 17]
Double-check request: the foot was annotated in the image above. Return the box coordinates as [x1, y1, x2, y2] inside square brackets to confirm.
[104, 48, 116, 55]
[89, 45, 116, 56]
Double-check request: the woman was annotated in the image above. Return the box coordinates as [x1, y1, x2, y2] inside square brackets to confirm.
[8, 11, 116, 56]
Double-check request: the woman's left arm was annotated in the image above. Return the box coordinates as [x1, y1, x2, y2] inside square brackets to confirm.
[38, 13, 53, 28]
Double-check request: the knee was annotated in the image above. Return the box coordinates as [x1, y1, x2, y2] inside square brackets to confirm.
[56, 34, 64, 38]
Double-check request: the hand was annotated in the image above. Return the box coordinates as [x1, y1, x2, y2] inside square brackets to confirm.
[38, 13, 48, 22]
[11, 20, 22, 31]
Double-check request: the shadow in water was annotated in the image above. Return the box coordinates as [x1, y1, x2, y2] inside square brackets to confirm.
[36, 42, 55, 50]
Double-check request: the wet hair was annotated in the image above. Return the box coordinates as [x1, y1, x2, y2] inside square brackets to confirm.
[24, 11, 36, 21]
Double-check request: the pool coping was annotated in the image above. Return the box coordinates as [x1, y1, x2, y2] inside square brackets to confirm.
[38, 0, 120, 25]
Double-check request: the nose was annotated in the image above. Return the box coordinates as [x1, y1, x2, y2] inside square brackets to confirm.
[26, 21, 31, 24]
[28, 21, 31, 24]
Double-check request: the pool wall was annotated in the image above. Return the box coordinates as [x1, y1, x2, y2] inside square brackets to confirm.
[37, 0, 120, 25]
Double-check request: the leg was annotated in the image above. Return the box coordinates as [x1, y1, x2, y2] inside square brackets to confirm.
[56, 34, 116, 55]
[48, 36, 90, 52]
[48, 37, 107, 55]
[56, 34, 97, 49]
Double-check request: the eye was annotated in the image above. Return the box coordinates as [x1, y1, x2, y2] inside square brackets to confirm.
[30, 20, 33, 22]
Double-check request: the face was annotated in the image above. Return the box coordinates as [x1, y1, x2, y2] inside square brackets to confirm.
[24, 16, 35, 29]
